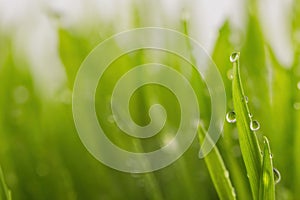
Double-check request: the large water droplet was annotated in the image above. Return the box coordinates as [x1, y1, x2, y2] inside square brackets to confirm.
[230, 52, 240, 63]
[250, 120, 260, 131]
[273, 168, 281, 184]
[226, 111, 236, 123]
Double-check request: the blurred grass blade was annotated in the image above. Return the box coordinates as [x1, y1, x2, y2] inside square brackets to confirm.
[259, 137, 275, 200]
[231, 52, 262, 199]
[198, 123, 236, 200]
[0, 166, 11, 200]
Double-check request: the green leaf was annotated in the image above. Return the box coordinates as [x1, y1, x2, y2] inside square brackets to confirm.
[0, 166, 11, 200]
[259, 137, 275, 200]
[198, 123, 236, 200]
[231, 52, 262, 199]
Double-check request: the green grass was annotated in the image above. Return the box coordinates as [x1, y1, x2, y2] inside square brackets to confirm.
[0, 2, 299, 200]
[231, 52, 262, 199]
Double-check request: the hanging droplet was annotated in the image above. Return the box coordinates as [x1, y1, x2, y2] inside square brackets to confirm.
[273, 168, 281, 184]
[242, 95, 249, 103]
[230, 52, 240, 63]
[227, 69, 234, 80]
[297, 81, 300, 90]
[250, 120, 260, 131]
[226, 111, 236, 123]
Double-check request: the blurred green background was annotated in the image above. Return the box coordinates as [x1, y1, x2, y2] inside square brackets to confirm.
[0, 0, 300, 199]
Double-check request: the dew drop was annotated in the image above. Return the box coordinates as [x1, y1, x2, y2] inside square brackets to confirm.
[273, 168, 281, 184]
[297, 81, 300, 90]
[270, 153, 273, 159]
[230, 52, 240, 63]
[226, 111, 236, 123]
[250, 120, 260, 131]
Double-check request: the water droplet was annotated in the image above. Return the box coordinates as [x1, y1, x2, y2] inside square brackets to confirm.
[270, 153, 273, 159]
[250, 120, 260, 131]
[230, 52, 240, 63]
[224, 170, 229, 178]
[248, 113, 253, 118]
[297, 81, 300, 90]
[242, 95, 249, 103]
[273, 168, 281, 184]
[227, 69, 234, 80]
[226, 111, 236, 123]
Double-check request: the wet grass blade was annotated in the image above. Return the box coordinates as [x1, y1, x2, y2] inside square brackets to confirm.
[231, 52, 262, 199]
[259, 137, 275, 200]
[0, 166, 11, 200]
[198, 123, 236, 200]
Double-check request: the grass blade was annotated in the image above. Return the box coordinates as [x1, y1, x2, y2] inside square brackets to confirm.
[0, 166, 11, 200]
[198, 123, 236, 200]
[259, 137, 275, 200]
[231, 52, 262, 199]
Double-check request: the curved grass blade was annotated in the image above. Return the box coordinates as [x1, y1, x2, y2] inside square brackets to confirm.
[259, 137, 275, 200]
[231, 52, 262, 199]
[198, 123, 236, 200]
[0, 166, 11, 200]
